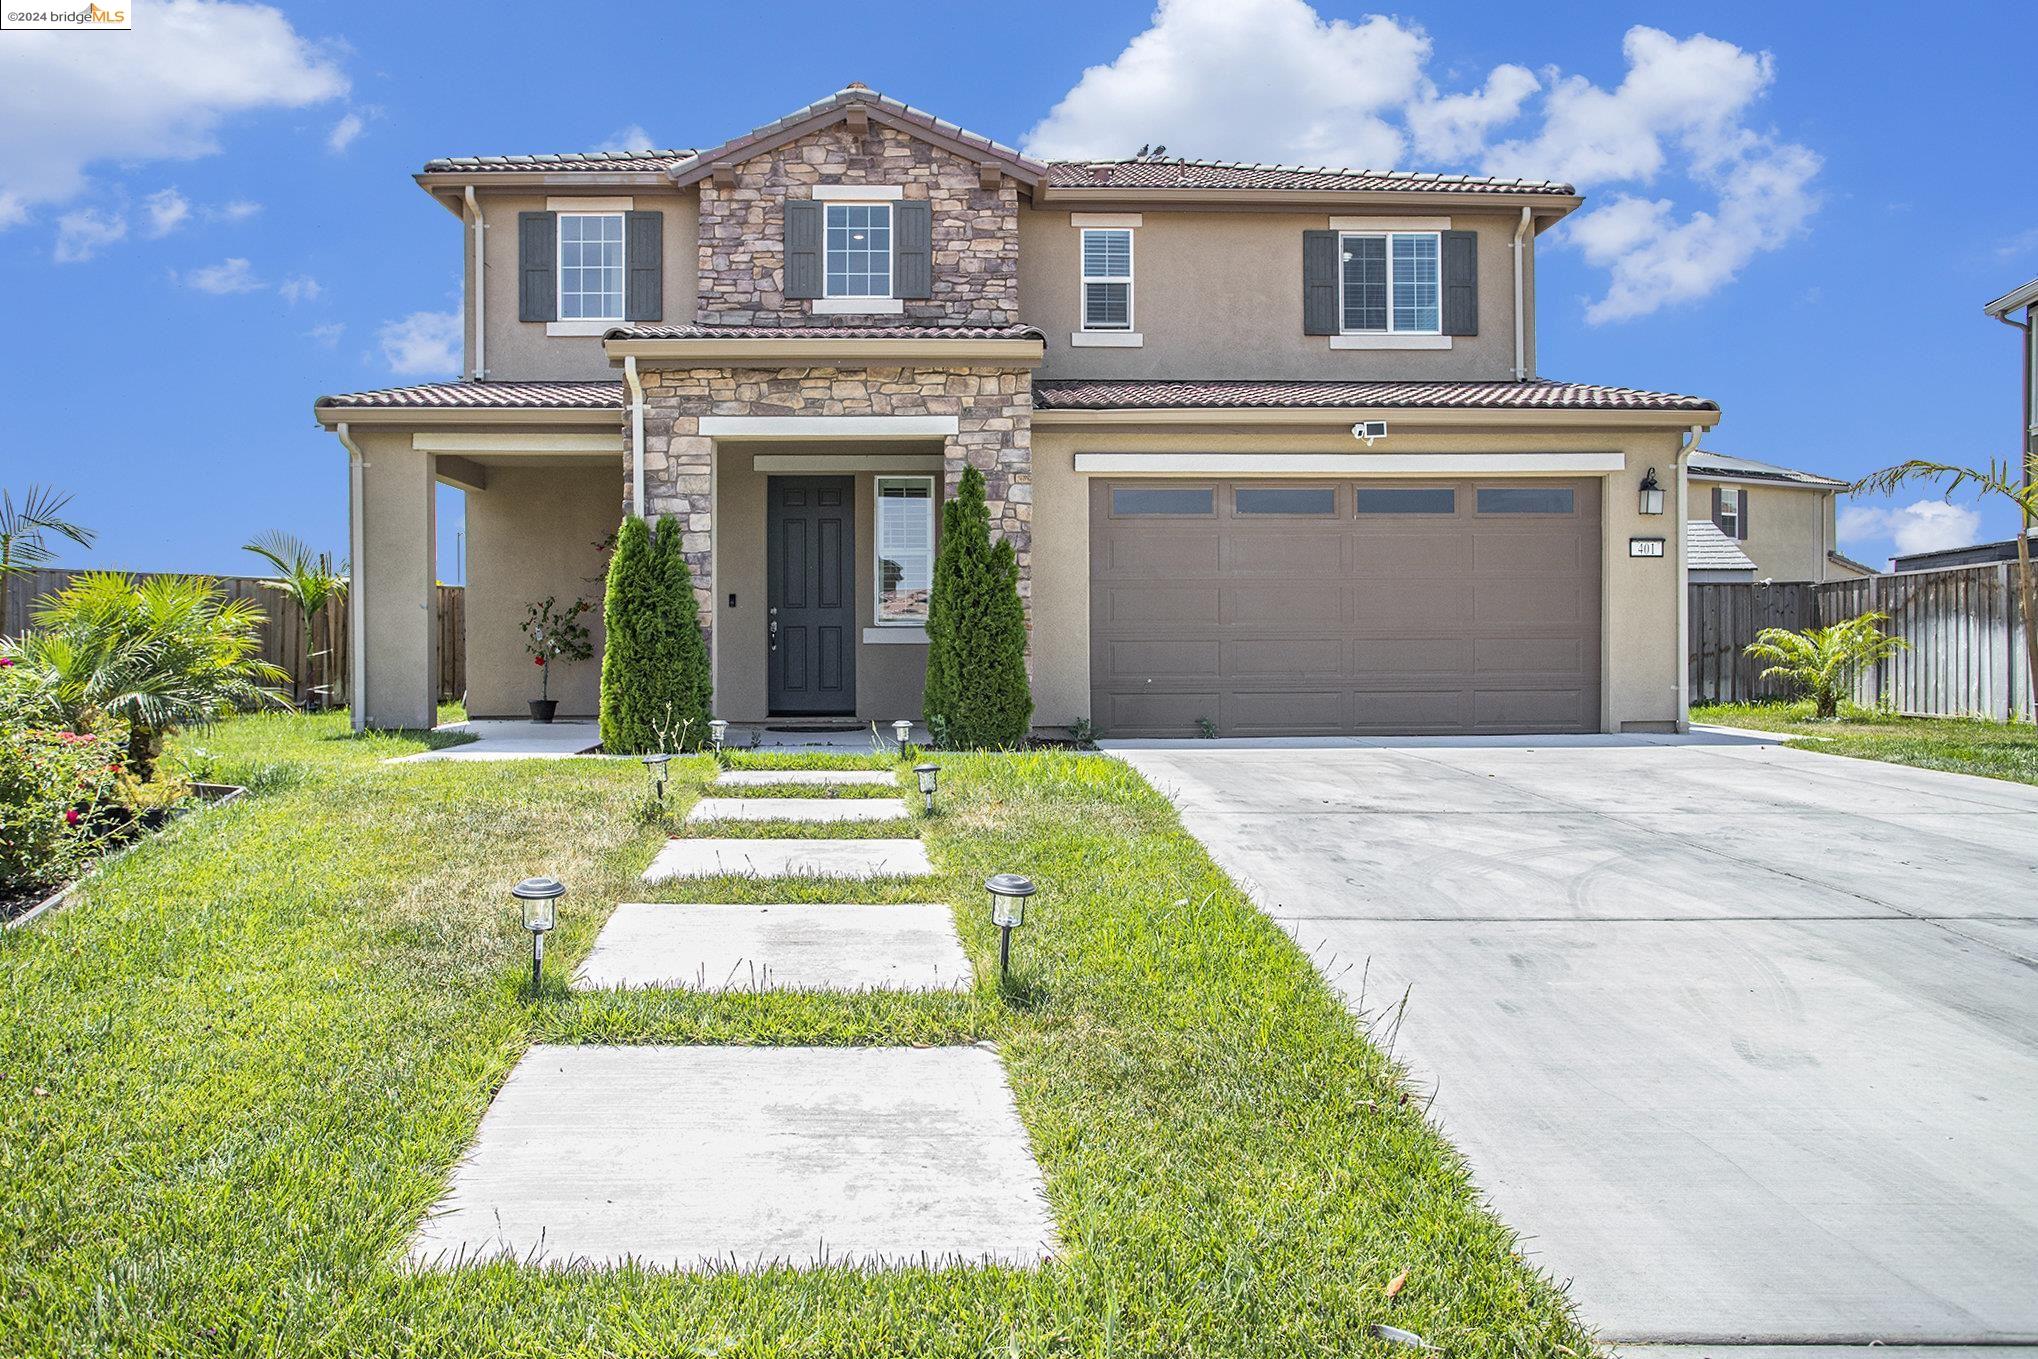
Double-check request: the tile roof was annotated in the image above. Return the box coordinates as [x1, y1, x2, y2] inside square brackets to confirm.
[1032, 378, 1716, 412]
[316, 380, 623, 409]
[1687, 520, 1758, 573]
[422, 149, 697, 174]
[666, 86, 1046, 186]
[1688, 451, 1846, 489]
[1046, 159, 1574, 195]
[605, 322, 1045, 342]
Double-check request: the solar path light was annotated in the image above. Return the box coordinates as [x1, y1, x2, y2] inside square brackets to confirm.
[641, 752, 672, 802]
[892, 718, 914, 750]
[985, 872, 1036, 982]
[708, 719, 728, 754]
[914, 762, 940, 813]
[512, 876, 565, 993]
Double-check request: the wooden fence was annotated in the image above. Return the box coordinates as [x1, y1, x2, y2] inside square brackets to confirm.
[1690, 563, 2034, 720]
[3, 569, 466, 706]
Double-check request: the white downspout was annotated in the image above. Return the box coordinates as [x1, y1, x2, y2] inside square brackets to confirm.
[624, 355, 646, 518]
[337, 421, 368, 733]
[1511, 206, 1532, 381]
[1675, 423, 1704, 731]
[464, 186, 485, 381]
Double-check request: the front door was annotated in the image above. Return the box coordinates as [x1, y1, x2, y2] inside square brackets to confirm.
[766, 476, 857, 715]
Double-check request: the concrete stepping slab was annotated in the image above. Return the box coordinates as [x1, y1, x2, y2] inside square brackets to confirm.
[686, 796, 910, 824]
[715, 769, 898, 788]
[574, 902, 971, 992]
[644, 838, 932, 881]
[409, 1045, 1057, 1271]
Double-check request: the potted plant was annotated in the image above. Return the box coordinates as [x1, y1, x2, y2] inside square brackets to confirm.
[522, 595, 593, 723]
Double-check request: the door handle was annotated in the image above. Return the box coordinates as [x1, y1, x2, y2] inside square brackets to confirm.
[769, 617, 778, 652]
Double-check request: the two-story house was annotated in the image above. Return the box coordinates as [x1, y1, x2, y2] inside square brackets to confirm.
[315, 85, 1720, 738]
[1686, 451, 1876, 583]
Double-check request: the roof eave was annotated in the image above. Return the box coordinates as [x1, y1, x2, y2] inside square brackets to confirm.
[1984, 277, 2038, 318]
[602, 334, 1044, 367]
[1034, 405, 1718, 429]
[668, 97, 1047, 191]
[314, 403, 620, 429]
[414, 170, 681, 199]
[1035, 184, 1582, 217]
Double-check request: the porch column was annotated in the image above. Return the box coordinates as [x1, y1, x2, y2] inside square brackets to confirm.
[350, 430, 439, 730]
[944, 369, 1033, 606]
[644, 405, 716, 649]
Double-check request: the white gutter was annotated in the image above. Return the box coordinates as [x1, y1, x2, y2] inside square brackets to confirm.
[624, 354, 646, 517]
[463, 186, 485, 380]
[1511, 206, 1532, 381]
[1675, 423, 1704, 731]
[336, 422, 368, 733]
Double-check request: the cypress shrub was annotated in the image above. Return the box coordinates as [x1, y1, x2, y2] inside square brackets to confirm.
[923, 465, 1032, 748]
[599, 515, 713, 751]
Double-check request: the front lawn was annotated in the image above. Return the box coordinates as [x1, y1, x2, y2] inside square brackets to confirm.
[1694, 700, 2038, 787]
[0, 710, 1588, 1357]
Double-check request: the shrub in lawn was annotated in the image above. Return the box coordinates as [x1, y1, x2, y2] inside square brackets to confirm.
[0, 725, 120, 897]
[923, 466, 1032, 748]
[599, 515, 711, 752]
[1746, 611, 1910, 719]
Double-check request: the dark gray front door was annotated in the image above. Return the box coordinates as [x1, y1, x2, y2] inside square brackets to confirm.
[767, 476, 856, 715]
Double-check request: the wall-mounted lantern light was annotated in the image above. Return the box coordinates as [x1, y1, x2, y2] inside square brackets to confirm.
[985, 872, 1036, 982]
[708, 719, 728, 754]
[914, 762, 940, 813]
[511, 875, 565, 993]
[892, 719, 914, 750]
[1638, 467, 1665, 516]
[641, 752, 672, 802]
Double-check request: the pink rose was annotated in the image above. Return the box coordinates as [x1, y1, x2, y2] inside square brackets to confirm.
[65, 809, 80, 826]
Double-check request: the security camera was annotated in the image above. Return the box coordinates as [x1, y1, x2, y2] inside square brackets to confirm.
[1351, 420, 1387, 445]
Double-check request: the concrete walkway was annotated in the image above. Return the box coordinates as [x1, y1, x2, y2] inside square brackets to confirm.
[643, 837, 933, 880]
[685, 796, 911, 824]
[389, 718, 600, 762]
[1107, 732, 2038, 1348]
[575, 902, 971, 991]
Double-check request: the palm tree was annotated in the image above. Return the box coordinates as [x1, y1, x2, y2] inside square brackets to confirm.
[243, 530, 348, 708]
[0, 485, 95, 637]
[1854, 458, 2037, 715]
[1744, 611, 1910, 719]
[5, 573, 290, 778]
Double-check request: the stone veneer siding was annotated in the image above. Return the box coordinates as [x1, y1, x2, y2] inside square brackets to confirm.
[697, 124, 1019, 327]
[637, 364, 1034, 645]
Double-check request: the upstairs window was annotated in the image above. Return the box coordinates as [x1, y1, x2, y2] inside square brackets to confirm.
[1081, 228, 1134, 330]
[558, 213, 625, 320]
[1340, 231, 1439, 334]
[825, 202, 892, 298]
[875, 477, 935, 624]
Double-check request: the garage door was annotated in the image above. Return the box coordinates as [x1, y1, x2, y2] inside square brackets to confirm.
[1089, 478, 1601, 736]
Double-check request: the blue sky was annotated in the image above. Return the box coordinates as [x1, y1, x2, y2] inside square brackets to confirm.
[2, 0, 2033, 580]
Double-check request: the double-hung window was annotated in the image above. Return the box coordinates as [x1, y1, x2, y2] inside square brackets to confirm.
[1081, 228, 1134, 330]
[1340, 231, 1440, 334]
[875, 477, 935, 625]
[825, 202, 892, 298]
[558, 213, 625, 321]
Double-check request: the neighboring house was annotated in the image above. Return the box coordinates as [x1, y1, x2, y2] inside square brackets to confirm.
[315, 84, 1722, 739]
[1891, 530, 2037, 573]
[1686, 451, 1874, 583]
[1685, 520, 1757, 584]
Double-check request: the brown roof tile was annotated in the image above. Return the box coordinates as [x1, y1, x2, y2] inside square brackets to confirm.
[422, 149, 696, 174]
[605, 322, 1044, 342]
[1046, 159, 1574, 195]
[315, 380, 623, 410]
[1033, 378, 1715, 412]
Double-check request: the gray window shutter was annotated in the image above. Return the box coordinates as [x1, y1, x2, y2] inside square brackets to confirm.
[624, 211, 663, 322]
[893, 200, 932, 298]
[784, 199, 823, 300]
[1442, 229, 1478, 336]
[1736, 489, 1750, 540]
[1302, 230, 1338, 335]
[518, 211, 557, 323]
[1710, 486, 1725, 532]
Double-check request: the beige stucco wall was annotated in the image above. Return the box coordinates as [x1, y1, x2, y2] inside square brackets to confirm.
[1021, 207, 1531, 382]
[465, 188, 698, 382]
[462, 462, 619, 718]
[1689, 480, 1844, 582]
[352, 429, 439, 730]
[1029, 423, 1690, 734]
[711, 447, 938, 723]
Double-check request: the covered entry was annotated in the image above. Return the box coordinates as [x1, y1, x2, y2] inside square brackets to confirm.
[1088, 478, 1602, 736]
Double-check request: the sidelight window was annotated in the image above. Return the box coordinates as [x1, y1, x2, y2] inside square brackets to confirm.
[875, 477, 934, 623]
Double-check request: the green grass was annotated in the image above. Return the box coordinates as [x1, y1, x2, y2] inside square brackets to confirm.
[1695, 700, 2038, 787]
[1, 709, 1590, 1357]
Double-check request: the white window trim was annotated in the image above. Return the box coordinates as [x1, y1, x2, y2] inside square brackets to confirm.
[813, 184, 904, 200]
[822, 199, 895, 302]
[1329, 214, 1449, 231]
[546, 319, 617, 337]
[1718, 490, 1743, 539]
[1338, 230, 1442, 336]
[1330, 334, 1452, 350]
[547, 196, 634, 213]
[556, 210, 626, 325]
[863, 626, 929, 645]
[873, 474, 936, 628]
[1071, 212, 1142, 228]
[1071, 331, 1144, 347]
[1080, 226, 1135, 333]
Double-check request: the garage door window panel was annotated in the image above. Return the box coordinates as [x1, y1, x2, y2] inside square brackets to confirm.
[1477, 487, 1576, 515]
[1110, 486, 1214, 517]
[1235, 486, 1337, 516]
[1357, 487, 1456, 515]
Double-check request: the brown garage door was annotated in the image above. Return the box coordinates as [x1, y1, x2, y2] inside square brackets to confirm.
[1089, 478, 1601, 736]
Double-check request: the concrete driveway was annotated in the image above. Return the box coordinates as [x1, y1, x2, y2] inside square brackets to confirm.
[1107, 732, 2038, 1350]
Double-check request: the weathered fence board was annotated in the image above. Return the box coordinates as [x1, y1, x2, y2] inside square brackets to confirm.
[3, 569, 465, 705]
[1687, 582, 1819, 704]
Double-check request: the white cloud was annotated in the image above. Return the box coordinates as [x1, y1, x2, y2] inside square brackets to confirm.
[207, 199, 262, 223]
[53, 207, 127, 262]
[1024, 6, 1817, 322]
[326, 111, 366, 154]
[593, 124, 657, 154]
[1839, 499, 1983, 558]
[0, 0, 346, 227]
[305, 321, 345, 347]
[378, 310, 461, 376]
[1023, 0, 1429, 168]
[180, 256, 263, 294]
[144, 188, 191, 237]
[278, 274, 322, 304]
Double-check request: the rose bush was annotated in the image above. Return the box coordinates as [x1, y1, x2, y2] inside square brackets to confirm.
[0, 725, 121, 898]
